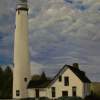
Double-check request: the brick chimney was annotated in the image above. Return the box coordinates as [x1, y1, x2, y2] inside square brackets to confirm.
[73, 63, 79, 69]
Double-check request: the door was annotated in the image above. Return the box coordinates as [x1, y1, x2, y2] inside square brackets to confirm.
[52, 87, 56, 97]
[72, 87, 77, 96]
[35, 89, 39, 98]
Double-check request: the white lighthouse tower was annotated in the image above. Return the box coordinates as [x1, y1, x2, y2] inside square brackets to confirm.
[13, 0, 30, 99]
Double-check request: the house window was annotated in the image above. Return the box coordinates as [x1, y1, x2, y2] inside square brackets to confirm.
[64, 77, 69, 86]
[62, 91, 68, 97]
[24, 77, 27, 82]
[59, 75, 62, 82]
[52, 87, 56, 97]
[72, 87, 77, 96]
[16, 90, 20, 96]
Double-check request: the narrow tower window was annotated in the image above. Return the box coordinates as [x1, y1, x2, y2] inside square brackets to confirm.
[15, 25, 16, 29]
[24, 77, 27, 82]
[18, 10, 20, 14]
[16, 90, 20, 96]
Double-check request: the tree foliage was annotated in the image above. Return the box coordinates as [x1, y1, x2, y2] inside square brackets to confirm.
[0, 66, 13, 99]
[40, 72, 47, 81]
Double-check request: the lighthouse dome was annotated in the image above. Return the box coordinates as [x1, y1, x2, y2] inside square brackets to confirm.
[17, 0, 28, 9]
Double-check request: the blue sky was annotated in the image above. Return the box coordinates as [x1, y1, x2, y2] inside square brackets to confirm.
[0, 0, 100, 81]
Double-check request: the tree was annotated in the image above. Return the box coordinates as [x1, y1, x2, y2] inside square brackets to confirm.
[1, 66, 13, 99]
[40, 72, 47, 81]
[0, 66, 3, 97]
[32, 74, 41, 80]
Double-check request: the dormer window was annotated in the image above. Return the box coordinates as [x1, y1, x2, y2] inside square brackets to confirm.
[59, 75, 62, 82]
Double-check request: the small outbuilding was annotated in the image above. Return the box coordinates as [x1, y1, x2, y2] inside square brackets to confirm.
[27, 64, 91, 99]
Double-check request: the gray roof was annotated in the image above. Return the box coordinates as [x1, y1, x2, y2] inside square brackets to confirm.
[49, 65, 91, 86]
[27, 79, 51, 89]
[28, 64, 91, 89]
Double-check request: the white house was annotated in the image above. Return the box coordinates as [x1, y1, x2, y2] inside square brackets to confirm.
[27, 63, 91, 99]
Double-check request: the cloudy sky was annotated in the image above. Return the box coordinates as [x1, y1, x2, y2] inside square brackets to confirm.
[0, 0, 100, 81]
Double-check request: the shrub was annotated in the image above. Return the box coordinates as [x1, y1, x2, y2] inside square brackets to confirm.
[58, 96, 83, 100]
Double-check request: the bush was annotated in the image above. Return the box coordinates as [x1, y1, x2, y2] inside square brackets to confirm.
[26, 97, 50, 100]
[85, 94, 100, 100]
[58, 96, 83, 100]
[39, 97, 50, 100]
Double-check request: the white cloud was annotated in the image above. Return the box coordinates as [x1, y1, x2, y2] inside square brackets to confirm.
[31, 61, 46, 75]
[0, 0, 100, 81]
